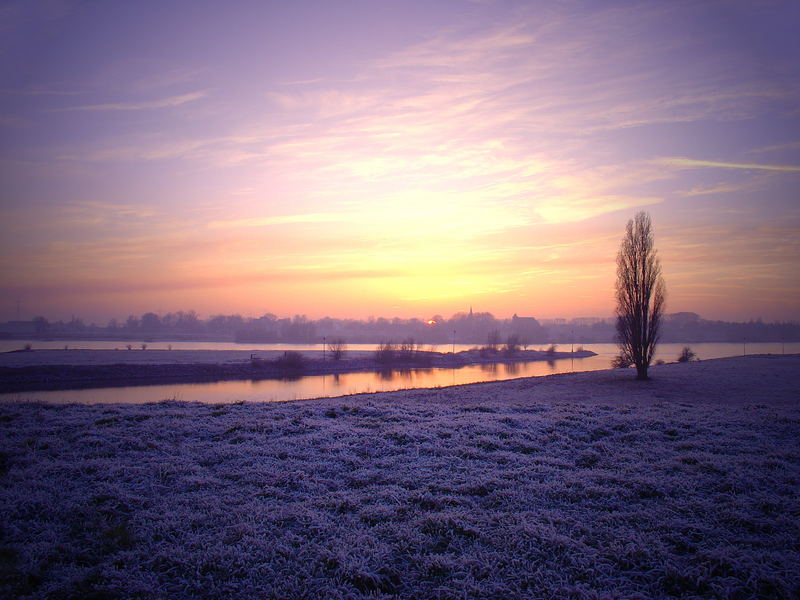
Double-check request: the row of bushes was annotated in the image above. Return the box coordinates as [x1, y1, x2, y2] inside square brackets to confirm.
[612, 346, 699, 369]
[374, 339, 432, 365]
[255, 337, 598, 371]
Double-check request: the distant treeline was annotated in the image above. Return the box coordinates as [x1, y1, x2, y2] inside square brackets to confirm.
[1, 310, 797, 344]
[545, 312, 800, 343]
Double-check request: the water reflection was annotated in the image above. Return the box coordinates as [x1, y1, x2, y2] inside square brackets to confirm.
[3, 342, 797, 405]
[1, 358, 589, 405]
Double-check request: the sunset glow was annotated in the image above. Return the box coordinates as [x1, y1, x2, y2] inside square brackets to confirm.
[1, 1, 798, 322]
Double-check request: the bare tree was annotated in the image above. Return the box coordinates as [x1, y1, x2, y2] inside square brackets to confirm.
[615, 211, 666, 380]
[327, 338, 347, 361]
[503, 335, 520, 356]
[486, 329, 501, 352]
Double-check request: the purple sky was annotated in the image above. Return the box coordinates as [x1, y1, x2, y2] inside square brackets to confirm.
[1, 0, 799, 323]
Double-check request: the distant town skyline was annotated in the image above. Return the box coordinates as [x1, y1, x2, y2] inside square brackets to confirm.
[1, 1, 799, 323]
[2, 307, 786, 329]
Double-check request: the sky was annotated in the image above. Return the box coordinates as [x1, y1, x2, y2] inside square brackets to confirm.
[1, 0, 799, 324]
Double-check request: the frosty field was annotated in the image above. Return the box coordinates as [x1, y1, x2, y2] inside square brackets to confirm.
[1, 355, 798, 599]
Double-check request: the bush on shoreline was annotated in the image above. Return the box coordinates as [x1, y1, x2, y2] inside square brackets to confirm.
[274, 350, 305, 369]
[504, 335, 520, 356]
[374, 342, 396, 364]
[327, 338, 347, 360]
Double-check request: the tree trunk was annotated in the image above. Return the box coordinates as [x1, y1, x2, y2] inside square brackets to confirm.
[635, 363, 649, 380]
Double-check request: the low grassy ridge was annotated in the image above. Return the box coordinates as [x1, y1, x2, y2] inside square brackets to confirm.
[1, 356, 798, 599]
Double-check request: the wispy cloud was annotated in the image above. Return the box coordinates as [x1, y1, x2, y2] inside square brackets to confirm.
[681, 182, 750, 197]
[751, 141, 800, 154]
[6, 267, 406, 296]
[661, 157, 800, 172]
[4, 2, 799, 320]
[207, 212, 348, 229]
[53, 91, 207, 112]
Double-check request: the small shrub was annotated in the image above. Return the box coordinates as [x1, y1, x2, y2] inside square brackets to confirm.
[545, 344, 558, 357]
[375, 342, 396, 364]
[23, 343, 32, 351]
[126, 344, 133, 350]
[167, 344, 172, 351]
[655, 359, 666, 365]
[486, 330, 501, 352]
[275, 350, 305, 369]
[327, 338, 347, 360]
[504, 335, 520, 356]
[611, 354, 632, 369]
[141, 343, 147, 351]
[677, 346, 697, 363]
[398, 337, 418, 360]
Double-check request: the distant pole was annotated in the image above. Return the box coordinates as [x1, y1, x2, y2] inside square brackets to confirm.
[323, 336, 326, 361]
[571, 329, 574, 354]
[743, 338, 746, 356]
[452, 329, 456, 354]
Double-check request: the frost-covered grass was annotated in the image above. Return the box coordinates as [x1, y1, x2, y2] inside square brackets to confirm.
[1, 356, 799, 599]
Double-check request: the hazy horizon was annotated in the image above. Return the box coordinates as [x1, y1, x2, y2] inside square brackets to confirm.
[2, 1, 799, 323]
[5, 306, 795, 329]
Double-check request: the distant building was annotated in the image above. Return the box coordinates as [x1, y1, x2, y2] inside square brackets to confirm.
[666, 312, 701, 324]
[570, 317, 605, 326]
[539, 318, 566, 326]
[511, 314, 546, 343]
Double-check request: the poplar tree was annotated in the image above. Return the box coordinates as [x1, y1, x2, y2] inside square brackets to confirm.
[615, 211, 666, 380]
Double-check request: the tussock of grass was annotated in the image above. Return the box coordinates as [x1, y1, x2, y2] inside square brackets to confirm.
[1, 356, 798, 599]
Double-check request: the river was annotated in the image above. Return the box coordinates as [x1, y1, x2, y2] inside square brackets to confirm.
[1, 341, 796, 404]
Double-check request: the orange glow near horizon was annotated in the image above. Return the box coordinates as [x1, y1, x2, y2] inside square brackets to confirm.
[1, 3, 798, 324]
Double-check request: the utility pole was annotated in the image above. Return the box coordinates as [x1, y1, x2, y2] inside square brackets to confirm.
[571, 329, 575, 372]
[452, 329, 456, 355]
[323, 336, 326, 361]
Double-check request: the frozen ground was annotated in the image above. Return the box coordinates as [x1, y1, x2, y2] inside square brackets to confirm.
[1, 355, 798, 599]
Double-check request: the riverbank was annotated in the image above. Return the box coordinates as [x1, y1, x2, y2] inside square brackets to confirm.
[0, 348, 596, 392]
[1, 355, 798, 598]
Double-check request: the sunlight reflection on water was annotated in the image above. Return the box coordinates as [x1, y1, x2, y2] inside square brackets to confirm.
[2, 342, 796, 404]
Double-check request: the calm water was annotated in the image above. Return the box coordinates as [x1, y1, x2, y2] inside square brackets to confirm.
[1, 341, 796, 404]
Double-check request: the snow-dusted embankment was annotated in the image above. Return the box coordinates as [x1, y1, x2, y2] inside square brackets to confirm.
[1, 355, 798, 598]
